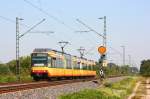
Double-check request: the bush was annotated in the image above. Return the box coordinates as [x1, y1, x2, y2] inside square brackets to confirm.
[0, 64, 11, 75]
[0, 75, 17, 83]
[20, 75, 32, 82]
[104, 82, 112, 88]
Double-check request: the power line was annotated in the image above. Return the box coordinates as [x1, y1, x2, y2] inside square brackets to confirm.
[0, 15, 30, 28]
[76, 19, 105, 38]
[23, 0, 75, 31]
[0, 16, 15, 23]
[108, 46, 122, 56]
[37, 0, 42, 9]
[23, 0, 101, 54]
[19, 19, 46, 38]
[84, 46, 96, 56]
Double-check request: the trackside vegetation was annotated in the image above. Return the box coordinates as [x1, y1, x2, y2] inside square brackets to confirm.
[0, 56, 32, 83]
[59, 77, 138, 99]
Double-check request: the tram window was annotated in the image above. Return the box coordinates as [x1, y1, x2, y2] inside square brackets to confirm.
[56, 58, 59, 68]
[60, 59, 64, 68]
[91, 65, 93, 70]
[48, 57, 51, 67]
[64, 54, 72, 69]
[31, 57, 47, 66]
[57, 58, 59, 68]
[80, 62, 82, 69]
[66, 59, 72, 69]
[89, 65, 92, 70]
[55, 58, 62, 68]
[87, 65, 90, 70]
[51, 58, 56, 68]
[76, 62, 80, 69]
[82, 63, 87, 70]
[73, 61, 77, 69]
[59, 58, 64, 68]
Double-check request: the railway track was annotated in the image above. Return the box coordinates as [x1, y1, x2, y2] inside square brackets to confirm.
[0, 78, 96, 94]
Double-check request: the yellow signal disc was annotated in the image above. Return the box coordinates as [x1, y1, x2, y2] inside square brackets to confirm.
[98, 46, 106, 54]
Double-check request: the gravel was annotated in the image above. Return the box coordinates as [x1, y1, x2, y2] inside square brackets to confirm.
[0, 80, 99, 99]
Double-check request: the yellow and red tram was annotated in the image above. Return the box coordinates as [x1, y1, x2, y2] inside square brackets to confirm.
[31, 48, 96, 80]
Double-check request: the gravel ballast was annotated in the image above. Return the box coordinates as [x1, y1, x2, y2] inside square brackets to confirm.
[0, 80, 99, 99]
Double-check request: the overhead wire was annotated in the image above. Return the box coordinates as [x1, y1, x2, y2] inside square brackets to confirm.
[0, 16, 15, 23]
[106, 45, 123, 65]
[108, 46, 122, 56]
[23, 0, 76, 31]
[0, 15, 30, 28]
[23, 0, 103, 55]
[23, 0, 79, 51]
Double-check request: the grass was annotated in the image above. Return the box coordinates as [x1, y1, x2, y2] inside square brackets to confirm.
[59, 77, 138, 99]
[59, 89, 120, 99]
[0, 74, 32, 83]
[0, 75, 17, 83]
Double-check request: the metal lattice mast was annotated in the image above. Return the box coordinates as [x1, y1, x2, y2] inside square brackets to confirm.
[104, 16, 106, 47]
[16, 17, 23, 81]
[16, 17, 19, 80]
[99, 16, 107, 57]
[121, 46, 125, 66]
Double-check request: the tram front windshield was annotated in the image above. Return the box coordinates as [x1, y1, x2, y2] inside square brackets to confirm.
[31, 53, 48, 66]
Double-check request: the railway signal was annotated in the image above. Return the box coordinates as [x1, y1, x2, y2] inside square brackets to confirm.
[98, 46, 107, 67]
[98, 46, 107, 79]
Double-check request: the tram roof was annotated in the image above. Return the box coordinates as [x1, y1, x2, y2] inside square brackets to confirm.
[33, 48, 96, 62]
[33, 48, 70, 55]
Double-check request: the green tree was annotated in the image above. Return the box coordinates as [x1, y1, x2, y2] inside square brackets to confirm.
[6, 56, 31, 75]
[20, 56, 31, 74]
[140, 60, 150, 76]
[7, 60, 16, 74]
[0, 64, 11, 75]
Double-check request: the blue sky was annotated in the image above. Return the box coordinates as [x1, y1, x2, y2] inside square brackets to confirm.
[0, 0, 150, 68]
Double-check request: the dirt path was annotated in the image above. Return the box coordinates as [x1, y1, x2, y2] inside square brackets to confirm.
[128, 81, 141, 99]
[128, 77, 150, 99]
[145, 79, 150, 99]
